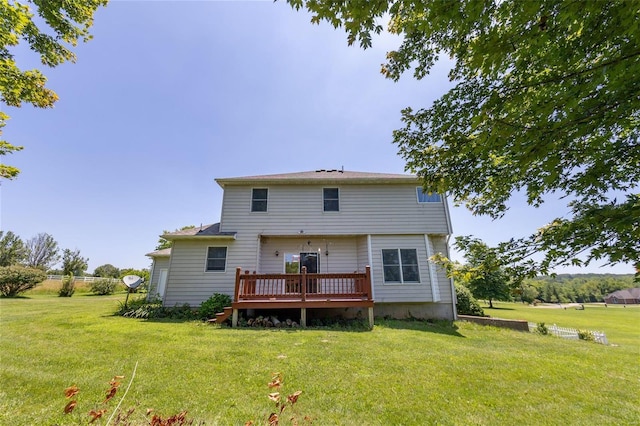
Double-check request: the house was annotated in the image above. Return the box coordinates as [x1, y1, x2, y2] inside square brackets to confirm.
[146, 170, 456, 326]
[604, 288, 640, 305]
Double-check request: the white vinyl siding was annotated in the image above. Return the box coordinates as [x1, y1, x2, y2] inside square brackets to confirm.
[219, 184, 449, 235]
[369, 235, 433, 303]
[258, 236, 359, 274]
[163, 238, 253, 307]
[148, 257, 170, 298]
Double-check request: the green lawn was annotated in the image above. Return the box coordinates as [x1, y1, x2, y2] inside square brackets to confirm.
[1, 295, 638, 425]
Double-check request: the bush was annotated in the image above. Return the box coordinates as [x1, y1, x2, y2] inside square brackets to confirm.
[59, 274, 75, 297]
[198, 293, 232, 320]
[115, 297, 197, 320]
[578, 329, 595, 341]
[455, 283, 485, 316]
[90, 278, 117, 295]
[535, 322, 549, 335]
[0, 265, 47, 297]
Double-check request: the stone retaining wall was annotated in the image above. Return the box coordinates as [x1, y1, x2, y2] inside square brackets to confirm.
[458, 315, 529, 332]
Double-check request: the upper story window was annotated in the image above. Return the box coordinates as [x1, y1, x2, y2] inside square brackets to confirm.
[382, 248, 420, 283]
[251, 188, 268, 212]
[206, 246, 227, 272]
[416, 187, 442, 203]
[323, 188, 339, 211]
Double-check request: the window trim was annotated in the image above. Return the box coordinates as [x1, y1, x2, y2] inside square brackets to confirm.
[416, 187, 442, 203]
[204, 246, 228, 273]
[323, 187, 340, 212]
[251, 188, 269, 213]
[381, 248, 421, 284]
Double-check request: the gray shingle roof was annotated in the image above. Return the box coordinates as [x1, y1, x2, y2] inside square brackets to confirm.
[161, 223, 236, 240]
[145, 248, 171, 257]
[216, 170, 419, 187]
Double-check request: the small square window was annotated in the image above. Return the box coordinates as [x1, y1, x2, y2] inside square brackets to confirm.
[251, 188, 268, 212]
[206, 247, 227, 272]
[416, 187, 441, 203]
[323, 188, 339, 211]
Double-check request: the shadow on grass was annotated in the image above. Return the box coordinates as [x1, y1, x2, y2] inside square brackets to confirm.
[374, 318, 465, 337]
[484, 306, 516, 311]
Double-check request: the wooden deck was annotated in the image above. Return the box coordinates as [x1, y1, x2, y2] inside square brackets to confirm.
[230, 266, 374, 327]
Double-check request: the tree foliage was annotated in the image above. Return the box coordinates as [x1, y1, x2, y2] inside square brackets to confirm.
[525, 274, 633, 304]
[62, 248, 88, 276]
[0, 264, 46, 297]
[0, 0, 108, 179]
[0, 230, 26, 266]
[454, 283, 485, 316]
[289, 0, 640, 275]
[436, 236, 513, 308]
[93, 263, 120, 278]
[25, 232, 59, 270]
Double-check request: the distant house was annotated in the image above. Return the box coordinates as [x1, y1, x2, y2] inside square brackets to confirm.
[146, 170, 456, 326]
[604, 288, 640, 305]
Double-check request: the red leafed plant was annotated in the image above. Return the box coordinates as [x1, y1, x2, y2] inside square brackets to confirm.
[248, 372, 310, 426]
[61, 362, 197, 425]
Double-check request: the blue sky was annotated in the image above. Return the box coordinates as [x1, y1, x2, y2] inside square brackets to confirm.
[1, 1, 632, 275]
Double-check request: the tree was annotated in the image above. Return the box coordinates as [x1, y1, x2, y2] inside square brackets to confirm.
[0, 0, 108, 179]
[289, 0, 640, 276]
[156, 225, 195, 250]
[0, 265, 46, 297]
[62, 248, 88, 276]
[450, 236, 513, 308]
[93, 263, 120, 278]
[0, 230, 26, 266]
[24, 232, 59, 270]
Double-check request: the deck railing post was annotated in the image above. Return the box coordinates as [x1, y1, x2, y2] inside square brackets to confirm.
[301, 266, 307, 301]
[365, 265, 372, 300]
[234, 267, 241, 302]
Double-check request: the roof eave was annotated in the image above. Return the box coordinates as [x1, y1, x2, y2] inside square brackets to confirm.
[162, 234, 237, 241]
[216, 177, 420, 187]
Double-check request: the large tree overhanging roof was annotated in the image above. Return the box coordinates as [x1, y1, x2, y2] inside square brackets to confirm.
[160, 223, 237, 241]
[215, 170, 419, 187]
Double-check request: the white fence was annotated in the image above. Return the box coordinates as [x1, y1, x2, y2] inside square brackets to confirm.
[528, 322, 608, 345]
[46, 275, 119, 283]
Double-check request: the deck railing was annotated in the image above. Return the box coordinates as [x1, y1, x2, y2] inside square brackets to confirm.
[234, 266, 372, 302]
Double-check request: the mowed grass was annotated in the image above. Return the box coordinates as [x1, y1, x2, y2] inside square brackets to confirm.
[1, 296, 638, 425]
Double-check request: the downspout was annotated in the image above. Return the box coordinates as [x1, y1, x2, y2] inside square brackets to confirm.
[367, 234, 375, 300]
[443, 193, 457, 320]
[146, 258, 155, 302]
[446, 234, 458, 321]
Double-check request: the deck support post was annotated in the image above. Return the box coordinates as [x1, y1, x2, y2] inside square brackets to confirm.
[368, 307, 374, 329]
[300, 308, 306, 327]
[232, 309, 238, 327]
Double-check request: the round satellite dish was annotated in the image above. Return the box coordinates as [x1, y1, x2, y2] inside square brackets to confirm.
[122, 275, 143, 289]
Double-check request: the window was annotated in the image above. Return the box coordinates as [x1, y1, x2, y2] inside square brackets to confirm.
[206, 247, 227, 272]
[323, 188, 339, 211]
[251, 188, 268, 212]
[382, 249, 420, 283]
[416, 187, 441, 203]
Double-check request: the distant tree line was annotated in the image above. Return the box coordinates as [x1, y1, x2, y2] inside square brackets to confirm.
[517, 274, 635, 304]
[0, 230, 148, 296]
[432, 236, 635, 314]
